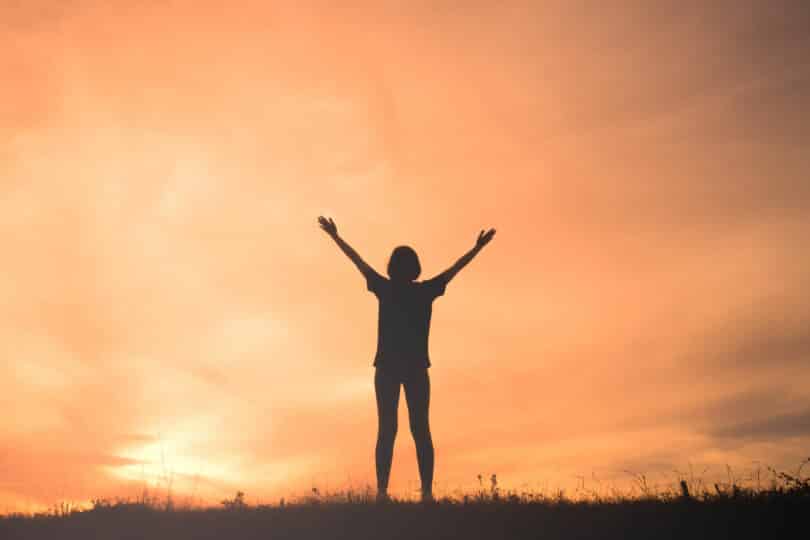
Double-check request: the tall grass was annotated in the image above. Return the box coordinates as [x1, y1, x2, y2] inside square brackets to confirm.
[2, 461, 807, 540]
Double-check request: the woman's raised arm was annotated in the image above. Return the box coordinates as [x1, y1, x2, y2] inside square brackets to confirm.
[432, 228, 496, 284]
[318, 216, 381, 279]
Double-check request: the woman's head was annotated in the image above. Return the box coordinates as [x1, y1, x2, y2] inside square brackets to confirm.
[387, 245, 421, 282]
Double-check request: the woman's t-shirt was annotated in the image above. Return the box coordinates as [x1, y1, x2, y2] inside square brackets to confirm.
[366, 272, 447, 372]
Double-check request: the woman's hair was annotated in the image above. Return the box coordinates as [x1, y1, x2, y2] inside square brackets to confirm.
[387, 245, 421, 282]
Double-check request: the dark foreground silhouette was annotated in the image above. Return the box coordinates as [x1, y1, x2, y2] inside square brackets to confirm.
[318, 216, 495, 502]
[2, 482, 807, 540]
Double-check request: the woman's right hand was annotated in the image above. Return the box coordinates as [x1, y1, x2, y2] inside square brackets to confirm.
[318, 216, 338, 237]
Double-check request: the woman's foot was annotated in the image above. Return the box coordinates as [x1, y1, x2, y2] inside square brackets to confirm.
[420, 490, 435, 504]
[376, 491, 390, 504]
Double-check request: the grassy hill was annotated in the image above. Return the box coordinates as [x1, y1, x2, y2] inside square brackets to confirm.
[2, 477, 807, 540]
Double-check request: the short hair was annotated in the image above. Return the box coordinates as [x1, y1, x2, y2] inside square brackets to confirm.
[387, 245, 421, 282]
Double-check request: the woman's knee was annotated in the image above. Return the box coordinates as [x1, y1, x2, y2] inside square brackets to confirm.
[409, 418, 431, 442]
[378, 418, 398, 442]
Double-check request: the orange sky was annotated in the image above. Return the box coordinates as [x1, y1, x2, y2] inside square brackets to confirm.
[2, 1, 810, 512]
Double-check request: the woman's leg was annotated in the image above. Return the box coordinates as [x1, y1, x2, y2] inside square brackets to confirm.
[404, 369, 434, 499]
[374, 368, 400, 497]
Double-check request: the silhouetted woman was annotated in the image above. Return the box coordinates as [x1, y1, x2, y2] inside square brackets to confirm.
[318, 216, 496, 502]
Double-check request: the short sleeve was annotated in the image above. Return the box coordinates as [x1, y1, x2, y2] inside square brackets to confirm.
[421, 275, 447, 300]
[366, 270, 387, 296]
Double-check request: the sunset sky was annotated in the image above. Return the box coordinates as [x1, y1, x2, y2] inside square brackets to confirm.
[2, 1, 810, 512]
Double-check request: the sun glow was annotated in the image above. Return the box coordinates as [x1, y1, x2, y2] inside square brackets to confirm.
[113, 417, 242, 489]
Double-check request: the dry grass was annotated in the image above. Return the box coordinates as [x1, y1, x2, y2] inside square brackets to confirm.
[2, 461, 808, 539]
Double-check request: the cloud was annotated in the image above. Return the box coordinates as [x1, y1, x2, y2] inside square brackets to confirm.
[711, 408, 810, 442]
[725, 320, 810, 370]
[691, 303, 810, 374]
